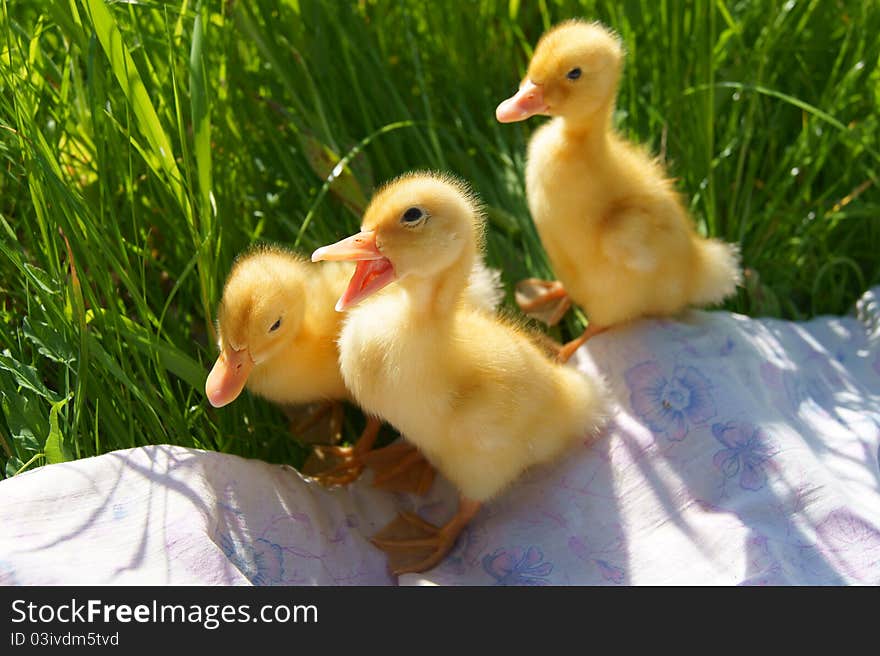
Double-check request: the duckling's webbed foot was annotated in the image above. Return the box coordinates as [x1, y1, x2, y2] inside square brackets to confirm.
[556, 323, 608, 363]
[372, 499, 481, 575]
[362, 441, 436, 496]
[302, 416, 381, 486]
[515, 278, 571, 326]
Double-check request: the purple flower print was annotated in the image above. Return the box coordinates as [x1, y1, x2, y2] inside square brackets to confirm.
[800, 509, 880, 584]
[482, 546, 553, 585]
[819, 510, 880, 548]
[593, 559, 626, 584]
[568, 535, 626, 584]
[625, 361, 716, 441]
[737, 534, 785, 585]
[712, 422, 776, 491]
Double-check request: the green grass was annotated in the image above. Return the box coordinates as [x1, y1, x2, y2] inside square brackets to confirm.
[1, 0, 878, 479]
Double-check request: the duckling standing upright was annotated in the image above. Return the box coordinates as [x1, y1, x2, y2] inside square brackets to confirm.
[205, 247, 386, 487]
[496, 20, 741, 361]
[312, 172, 608, 574]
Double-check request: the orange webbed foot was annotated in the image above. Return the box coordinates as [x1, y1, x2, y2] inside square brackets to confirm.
[371, 499, 481, 575]
[555, 323, 608, 363]
[302, 416, 381, 487]
[362, 441, 436, 496]
[302, 444, 365, 486]
[515, 278, 572, 326]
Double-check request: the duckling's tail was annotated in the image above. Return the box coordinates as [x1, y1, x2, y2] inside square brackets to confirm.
[465, 260, 505, 313]
[563, 366, 611, 442]
[690, 238, 742, 307]
[535, 365, 610, 465]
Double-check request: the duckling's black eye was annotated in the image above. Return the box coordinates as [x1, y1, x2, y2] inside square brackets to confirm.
[269, 318, 282, 333]
[567, 67, 582, 80]
[402, 207, 423, 223]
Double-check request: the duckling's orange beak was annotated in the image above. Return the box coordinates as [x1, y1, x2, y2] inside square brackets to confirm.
[495, 80, 548, 123]
[205, 347, 254, 408]
[311, 231, 396, 312]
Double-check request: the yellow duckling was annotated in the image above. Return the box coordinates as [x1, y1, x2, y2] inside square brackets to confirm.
[496, 19, 741, 361]
[312, 172, 608, 574]
[204, 246, 382, 486]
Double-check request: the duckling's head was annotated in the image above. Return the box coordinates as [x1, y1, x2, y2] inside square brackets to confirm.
[311, 172, 483, 311]
[205, 248, 306, 407]
[496, 20, 623, 127]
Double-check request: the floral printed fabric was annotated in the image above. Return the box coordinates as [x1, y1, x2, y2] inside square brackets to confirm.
[1, 288, 879, 585]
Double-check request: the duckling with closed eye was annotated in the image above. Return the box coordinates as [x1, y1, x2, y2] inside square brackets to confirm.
[205, 246, 385, 487]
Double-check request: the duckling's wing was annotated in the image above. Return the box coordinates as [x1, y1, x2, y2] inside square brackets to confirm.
[599, 207, 661, 273]
[464, 260, 505, 313]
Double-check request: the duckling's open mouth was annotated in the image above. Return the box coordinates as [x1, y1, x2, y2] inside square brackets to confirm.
[337, 258, 395, 311]
[311, 231, 396, 311]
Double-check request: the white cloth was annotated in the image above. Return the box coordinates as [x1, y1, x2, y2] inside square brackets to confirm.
[2, 289, 879, 585]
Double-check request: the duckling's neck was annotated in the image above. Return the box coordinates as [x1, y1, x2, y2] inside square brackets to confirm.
[399, 250, 474, 320]
[559, 102, 615, 155]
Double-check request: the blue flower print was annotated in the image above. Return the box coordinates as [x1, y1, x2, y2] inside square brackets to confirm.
[719, 337, 735, 356]
[219, 534, 285, 585]
[712, 421, 776, 491]
[482, 546, 553, 585]
[625, 361, 716, 441]
[0, 560, 19, 585]
[437, 524, 487, 577]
